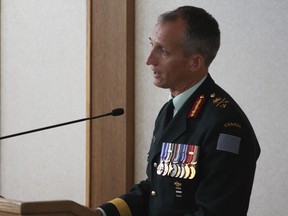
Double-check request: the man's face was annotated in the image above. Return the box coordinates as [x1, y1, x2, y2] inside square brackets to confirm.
[146, 19, 193, 96]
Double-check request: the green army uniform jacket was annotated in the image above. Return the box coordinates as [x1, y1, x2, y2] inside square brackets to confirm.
[100, 74, 260, 216]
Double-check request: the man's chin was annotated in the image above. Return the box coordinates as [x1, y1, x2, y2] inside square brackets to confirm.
[153, 81, 169, 89]
[153, 82, 168, 89]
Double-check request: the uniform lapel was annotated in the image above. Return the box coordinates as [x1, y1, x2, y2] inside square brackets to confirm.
[149, 74, 215, 160]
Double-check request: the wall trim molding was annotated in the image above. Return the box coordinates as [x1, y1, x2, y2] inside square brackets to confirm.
[86, 0, 135, 207]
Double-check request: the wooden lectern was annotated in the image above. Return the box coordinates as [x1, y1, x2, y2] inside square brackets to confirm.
[0, 197, 96, 216]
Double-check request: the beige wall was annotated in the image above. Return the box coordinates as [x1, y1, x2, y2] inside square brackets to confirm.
[135, 1, 288, 216]
[0, 0, 87, 204]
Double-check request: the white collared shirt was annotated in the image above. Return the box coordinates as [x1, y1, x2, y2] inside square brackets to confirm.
[169, 76, 207, 116]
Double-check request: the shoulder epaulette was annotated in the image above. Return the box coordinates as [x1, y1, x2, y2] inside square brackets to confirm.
[210, 92, 229, 109]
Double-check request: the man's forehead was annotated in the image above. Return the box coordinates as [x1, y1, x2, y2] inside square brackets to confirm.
[150, 23, 171, 38]
[149, 21, 186, 42]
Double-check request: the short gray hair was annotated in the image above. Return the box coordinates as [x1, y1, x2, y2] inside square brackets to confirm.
[158, 6, 220, 67]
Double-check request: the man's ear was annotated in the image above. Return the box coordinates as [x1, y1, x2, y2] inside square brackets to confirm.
[189, 54, 205, 71]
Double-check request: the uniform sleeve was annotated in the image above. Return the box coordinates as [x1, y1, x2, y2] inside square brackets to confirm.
[99, 179, 151, 216]
[193, 120, 260, 216]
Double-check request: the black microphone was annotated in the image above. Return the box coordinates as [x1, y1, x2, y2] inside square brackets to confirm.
[0, 108, 124, 140]
[112, 108, 124, 116]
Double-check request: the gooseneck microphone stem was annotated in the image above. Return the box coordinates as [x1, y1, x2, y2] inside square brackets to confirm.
[0, 108, 124, 140]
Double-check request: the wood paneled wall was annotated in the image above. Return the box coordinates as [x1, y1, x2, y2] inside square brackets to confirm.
[86, 0, 135, 208]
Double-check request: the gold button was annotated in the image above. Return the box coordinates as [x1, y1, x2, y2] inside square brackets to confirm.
[151, 191, 157, 196]
[153, 162, 158, 168]
[210, 93, 216, 98]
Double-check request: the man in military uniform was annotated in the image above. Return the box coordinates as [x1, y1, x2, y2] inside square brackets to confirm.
[94, 5, 260, 216]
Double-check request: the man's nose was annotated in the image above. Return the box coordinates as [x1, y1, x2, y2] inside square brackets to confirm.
[146, 50, 157, 66]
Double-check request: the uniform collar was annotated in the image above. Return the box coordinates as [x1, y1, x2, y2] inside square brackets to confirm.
[169, 75, 207, 116]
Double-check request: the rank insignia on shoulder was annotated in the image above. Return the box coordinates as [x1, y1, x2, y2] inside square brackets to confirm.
[188, 95, 206, 118]
[210, 93, 229, 108]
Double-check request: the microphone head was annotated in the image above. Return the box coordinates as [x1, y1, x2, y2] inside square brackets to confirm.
[112, 108, 124, 116]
